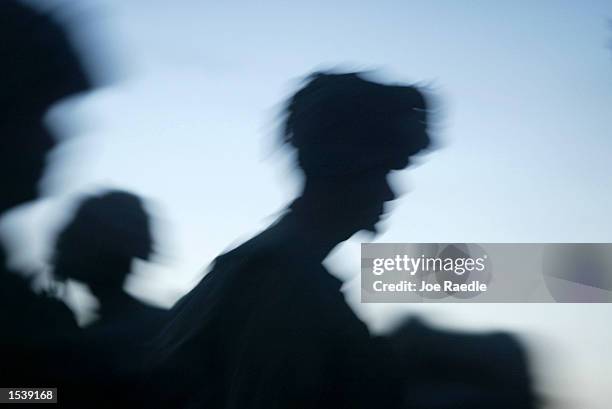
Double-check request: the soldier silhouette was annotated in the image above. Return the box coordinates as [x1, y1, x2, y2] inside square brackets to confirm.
[53, 190, 166, 338]
[51, 190, 167, 406]
[150, 72, 430, 408]
[0, 0, 91, 390]
[150, 71, 537, 409]
[53, 190, 165, 336]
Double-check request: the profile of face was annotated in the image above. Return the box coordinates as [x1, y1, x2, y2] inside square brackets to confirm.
[0, 119, 56, 213]
[348, 170, 397, 233]
[352, 113, 430, 233]
[286, 72, 432, 238]
[316, 168, 397, 235]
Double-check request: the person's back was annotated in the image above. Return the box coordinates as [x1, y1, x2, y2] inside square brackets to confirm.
[154, 217, 398, 409]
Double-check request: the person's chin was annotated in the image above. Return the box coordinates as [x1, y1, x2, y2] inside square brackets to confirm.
[363, 226, 378, 234]
[362, 219, 382, 235]
[348, 213, 384, 236]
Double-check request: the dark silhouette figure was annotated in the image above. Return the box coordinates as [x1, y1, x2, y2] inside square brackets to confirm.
[50, 190, 168, 406]
[0, 0, 91, 389]
[149, 72, 535, 409]
[53, 190, 167, 341]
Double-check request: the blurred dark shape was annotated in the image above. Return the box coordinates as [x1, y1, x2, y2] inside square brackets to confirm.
[283, 72, 430, 178]
[390, 318, 537, 409]
[0, 0, 91, 212]
[148, 71, 534, 409]
[53, 190, 166, 338]
[51, 190, 167, 406]
[0, 0, 91, 390]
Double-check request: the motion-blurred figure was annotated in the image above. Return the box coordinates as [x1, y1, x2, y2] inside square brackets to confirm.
[51, 190, 167, 406]
[53, 190, 166, 340]
[0, 0, 91, 387]
[149, 72, 421, 409]
[152, 71, 536, 409]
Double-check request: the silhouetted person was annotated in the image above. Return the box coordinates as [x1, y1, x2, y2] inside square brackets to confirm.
[148, 72, 416, 408]
[0, 0, 91, 389]
[151, 71, 536, 409]
[53, 190, 167, 341]
[48, 190, 167, 406]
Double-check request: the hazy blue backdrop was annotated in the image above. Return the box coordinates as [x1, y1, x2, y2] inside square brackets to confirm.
[1, 1, 611, 407]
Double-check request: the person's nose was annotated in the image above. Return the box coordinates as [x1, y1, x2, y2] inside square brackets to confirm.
[383, 181, 396, 202]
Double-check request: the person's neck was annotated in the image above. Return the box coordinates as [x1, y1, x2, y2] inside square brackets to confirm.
[91, 286, 130, 316]
[274, 200, 356, 263]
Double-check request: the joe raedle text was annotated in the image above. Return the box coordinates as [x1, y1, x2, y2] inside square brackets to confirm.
[372, 279, 488, 293]
[367, 252, 490, 296]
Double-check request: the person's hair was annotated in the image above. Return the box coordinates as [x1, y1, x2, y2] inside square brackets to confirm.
[282, 71, 431, 177]
[0, 1, 91, 119]
[53, 190, 152, 285]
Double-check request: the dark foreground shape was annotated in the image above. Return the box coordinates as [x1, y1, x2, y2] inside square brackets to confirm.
[147, 72, 537, 409]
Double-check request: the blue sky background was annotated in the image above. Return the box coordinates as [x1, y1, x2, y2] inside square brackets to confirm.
[1, 1, 611, 407]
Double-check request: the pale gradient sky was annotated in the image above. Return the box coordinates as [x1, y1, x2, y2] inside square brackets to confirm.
[1, 1, 611, 407]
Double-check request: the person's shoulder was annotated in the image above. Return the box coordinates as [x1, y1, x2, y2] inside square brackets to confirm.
[36, 291, 80, 333]
[0, 271, 79, 336]
[213, 230, 298, 276]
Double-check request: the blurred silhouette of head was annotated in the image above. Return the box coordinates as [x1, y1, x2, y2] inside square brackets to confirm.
[283, 71, 432, 235]
[53, 191, 153, 296]
[0, 1, 90, 214]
